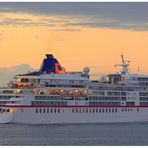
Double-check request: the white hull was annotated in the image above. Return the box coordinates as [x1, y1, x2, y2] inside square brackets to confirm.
[3, 107, 148, 124]
[0, 113, 14, 124]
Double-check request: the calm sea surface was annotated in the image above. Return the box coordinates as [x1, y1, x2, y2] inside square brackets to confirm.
[0, 122, 148, 145]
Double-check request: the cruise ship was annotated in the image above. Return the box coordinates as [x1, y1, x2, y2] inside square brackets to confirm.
[0, 54, 148, 124]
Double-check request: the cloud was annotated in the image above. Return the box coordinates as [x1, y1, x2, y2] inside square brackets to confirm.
[1, 13, 148, 31]
[0, 31, 5, 41]
[65, 20, 148, 31]
[0, 64, 35, 86]
[0, 13, 84, 30]
[0, 16, 56, 27]
[53, 28, 81, 32]
[0, 17, 31, 26]
[0, 3, 148, 31]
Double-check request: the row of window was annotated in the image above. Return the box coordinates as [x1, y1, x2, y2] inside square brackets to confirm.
[0, 96, 16, 99]
[34, 95, 148, 102]
[32, 101, 67, 106]
[89, 102, 121, 106]
[35, 95, 61, 100]
[140, 92, 148, 96]
[0, 96, 10, 100]
[32, 101, 137, 107]
[90, 91, 105, 95]
[0, 108, 10, 113]
[139, 82, 148, 86]
[35, 108, 140, 114]
[140, 102, 148, 106]
[45, 85, 85, 88]
[32, 100, 148, 107]
[35, 108, 61, 113]
[44, 79, 85, 85]
[140, 97, 148, 101]
[35, 95, 87, 101]
[107, 92, 126, 96]
[72, 108, 118, 113]
[89, 85, 148, 92]
[126, 102, 135, 106]
[121, 108, 135, 112]
[0, 101, 16, 104]
[89, 86, 125, 91]
[138, 78, 148, 81]
[89, 96, 126, 101]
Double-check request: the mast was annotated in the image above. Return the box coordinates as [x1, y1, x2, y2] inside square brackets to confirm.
[115, 54, 131, 75]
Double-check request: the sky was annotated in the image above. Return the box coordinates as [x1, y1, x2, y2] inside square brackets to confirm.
[0, 2, 148, 84]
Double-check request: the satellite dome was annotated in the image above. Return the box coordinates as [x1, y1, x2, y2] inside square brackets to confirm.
[83, 67, 90, 74]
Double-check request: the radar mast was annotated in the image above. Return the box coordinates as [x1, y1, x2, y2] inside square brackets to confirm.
[115, 54, 131, 75]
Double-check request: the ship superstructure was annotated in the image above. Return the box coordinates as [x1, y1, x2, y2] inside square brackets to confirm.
[0, 54, 148, 124]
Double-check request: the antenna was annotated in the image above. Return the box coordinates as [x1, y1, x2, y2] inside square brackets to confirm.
[138, 66, 140, 73]
[115, 54, 131, 75]
[121, 54, 125, 65]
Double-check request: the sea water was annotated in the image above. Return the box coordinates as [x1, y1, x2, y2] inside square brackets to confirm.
[0, 122, 148, 146]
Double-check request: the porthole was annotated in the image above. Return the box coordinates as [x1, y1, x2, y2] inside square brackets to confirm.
[47, 108, 49, 113]
[76, 109, 78, 113]
[109, 108, 111, 113]
[106, 108, 108, 113]
[35, 108, 38, 113]
[86, 109, 88, 113]
[89, 108, 91, 113]
[43, 108, 45, 113]
[39, 108, 42, 113]
[54, 108, 56, 113]
[93, 108, 95, 113]
[83, 108, 85, 113]
[112, 108, 114, 112]
[51, 108, 53, 113]
[79, 108, 81, 113]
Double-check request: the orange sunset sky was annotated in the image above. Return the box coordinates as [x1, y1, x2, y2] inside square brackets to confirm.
[0, 2, 148, 84]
